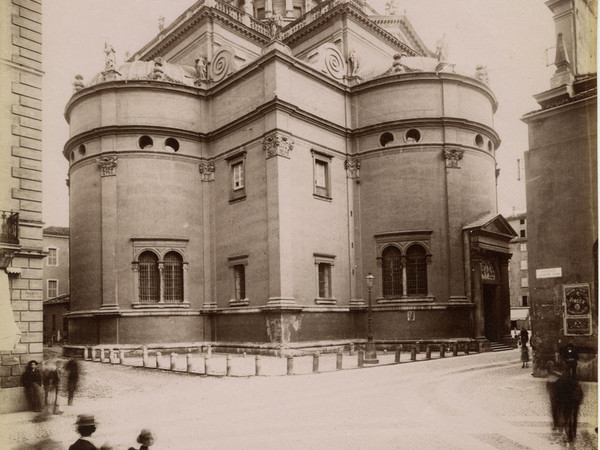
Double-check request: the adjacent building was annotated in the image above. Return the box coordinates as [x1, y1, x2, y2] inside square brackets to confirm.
[0, 0, 45, 413]
[42, 226, 70, 344]
[64, 0, 516, 351]
[522, 0, 597, 380]
[506, 212, 530, 334]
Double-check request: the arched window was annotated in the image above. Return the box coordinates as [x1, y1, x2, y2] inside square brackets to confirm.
[382, 246, 402, 297]
[163, 251, 183, 303]
[139, 251, 159, 303]
[406, 245, 427, 296]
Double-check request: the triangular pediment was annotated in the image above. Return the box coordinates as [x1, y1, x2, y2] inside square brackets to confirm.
[463, 213, 518, 239]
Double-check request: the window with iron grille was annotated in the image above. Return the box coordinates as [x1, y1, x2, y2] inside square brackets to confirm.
[312, 150, 332, 199]
[318, 263, 332, 298]
[47, 280, 58, 298]
[406, 245, 427, 296]
[382, 246, 402, 297]
[234, 264, 246, 300]
[47, 248, 58, 266]
[163, 251, 183, 302]
[139, 251, 160, 303]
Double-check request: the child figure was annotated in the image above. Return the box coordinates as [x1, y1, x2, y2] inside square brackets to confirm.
[521, 342, 530, 368]
[69, 414, 98, 450]
[129, 429, 155, 450]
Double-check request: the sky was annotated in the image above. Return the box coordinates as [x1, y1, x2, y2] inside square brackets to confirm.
[41, 0, 556, 227]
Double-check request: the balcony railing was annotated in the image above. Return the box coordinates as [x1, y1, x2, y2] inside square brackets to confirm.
[1, 211, 19, 245]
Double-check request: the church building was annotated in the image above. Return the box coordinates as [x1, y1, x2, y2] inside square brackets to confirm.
[64, 0, 516, 351]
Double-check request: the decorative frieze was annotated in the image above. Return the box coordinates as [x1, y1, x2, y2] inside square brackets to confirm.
[199, 161, 215, 182]
[345, 158, 361, 179]
[97, 155, 118, 177]
[263, 133, 294, 159]
[442, 148, 464, 168]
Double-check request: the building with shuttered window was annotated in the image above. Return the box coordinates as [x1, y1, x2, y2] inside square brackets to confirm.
[64, 0, 516, 351]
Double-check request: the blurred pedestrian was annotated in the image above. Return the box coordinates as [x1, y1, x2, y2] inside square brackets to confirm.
[21, 360, 43, 412]
[69, 414, 98, 450]
[520, 342, 529, 368]
[65, 358, 80, 406]
[128, 429, 155, 450]
[42, 360, 64, 414]
[561, 343, 579, 381]
[519, 327, 529, 347]
[547, 372, 584, 442]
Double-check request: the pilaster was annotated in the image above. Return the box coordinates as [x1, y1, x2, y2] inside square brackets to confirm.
[97, 155, 118, 309]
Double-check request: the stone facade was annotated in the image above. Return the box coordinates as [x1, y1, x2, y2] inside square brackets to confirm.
[506, 213, 529, 332]
[522, 0, 597, 381]
[64, 0, 515, 351]
[0, 0, 44, 413]
[42, 227, 70, 343]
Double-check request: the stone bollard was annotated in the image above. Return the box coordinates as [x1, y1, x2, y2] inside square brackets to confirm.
[142, 346, 149, 367]
[349, 343, 355, 356]
[477, 341, 483, 353]
[255, 355, 262, 376]
[85, 347, 91, 361]
[100, 348, 107, 363]
[383, 349, 387, 355]
[170, 353, 177, 371]
[358, 350, 364, 367]
[465, 343, 470, 355]
[207, 345, 212, 357]
[111, 350, 118, 364]
[415, 342, 420, 354]
[186, 352, 194, 373]
[336, 352, 343, 370]
[452, 342, 458, 356]
[394, 347, 401, 363]
[440, 345, 445, 358]
[242, 351, 246, 358]
[410, 345, 417, 361]
[287, 355, 294, 375]
[226, 355, 232, 376]
[156, 352, 163, 369]
[312, 353, 319, 373]
[426, 345, 432, 359]
[119, 349, 125, 364]
[204, 355, 211, 375]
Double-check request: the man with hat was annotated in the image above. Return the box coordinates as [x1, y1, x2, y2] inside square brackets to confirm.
[69, 414, 98, 450]
[129, 428, 155, 450]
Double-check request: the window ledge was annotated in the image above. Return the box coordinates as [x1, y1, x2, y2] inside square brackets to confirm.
[313, 193, 332, 202]
[229, 195, 247, 204]
[376, 296, 434, 304]
[131, 302, 190, 309]
[315, 298, 337, 305]
[229, 299, 250, 307]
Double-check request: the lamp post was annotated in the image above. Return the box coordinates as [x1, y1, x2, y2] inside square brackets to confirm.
[364, 272, 379, 364]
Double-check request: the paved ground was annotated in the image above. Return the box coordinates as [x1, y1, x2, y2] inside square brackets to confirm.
[0, 348, 597, 449]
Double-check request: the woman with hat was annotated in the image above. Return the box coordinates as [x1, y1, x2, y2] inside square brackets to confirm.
[69, 414, 98, 450]
[129, 429, 155, 450]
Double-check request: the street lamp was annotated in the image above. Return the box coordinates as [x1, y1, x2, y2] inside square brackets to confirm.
[364, 272, 379, 364]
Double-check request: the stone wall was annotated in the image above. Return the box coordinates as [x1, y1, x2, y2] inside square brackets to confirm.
[0, 0, 44, 414]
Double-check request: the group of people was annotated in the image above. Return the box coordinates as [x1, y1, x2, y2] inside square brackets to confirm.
[69, 415, 155, 450]
[21, 358, 80, 414]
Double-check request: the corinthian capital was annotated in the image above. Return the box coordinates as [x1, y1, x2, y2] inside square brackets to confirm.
[263, 133, 294, 159]
[97, 155, 118, 177]
[442, 148, 464, 169]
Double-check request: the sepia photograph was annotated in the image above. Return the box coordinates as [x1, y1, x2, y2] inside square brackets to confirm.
[0, 0, 597, 448]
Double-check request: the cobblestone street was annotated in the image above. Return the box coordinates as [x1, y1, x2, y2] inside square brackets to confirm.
[1, 348, 597, 449]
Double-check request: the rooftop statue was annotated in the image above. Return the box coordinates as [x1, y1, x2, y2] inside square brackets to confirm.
[195, 56, 208, 81]
[73, 74, 84, 92]
[268, 13, 284, 40]
[474, 65, 489, 84]
[384, 0, 399, 15]
[348, 49, 360, 77]
[104, 42, 116, 71]
[434, 34, 448, 63]
[158, 15, 165, 31]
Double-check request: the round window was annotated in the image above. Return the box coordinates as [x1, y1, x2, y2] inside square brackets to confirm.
[165, 138, 180, 152]
[405, 129, 421, 143]
[139, 135, 154, 149]
[379, 132, 394, 147]
[78, 144, 86, 156]
[475, 134, 484, 148]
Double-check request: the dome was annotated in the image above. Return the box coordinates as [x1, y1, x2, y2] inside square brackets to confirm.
[87, 60, 197, 87]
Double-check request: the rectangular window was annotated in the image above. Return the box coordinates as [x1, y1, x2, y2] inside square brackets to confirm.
[227, 152, 247, 203]
[520, 230, 526, 238]
[521, 277, 529, 288]
[520, 243, 527, 252]
[48, 280, 58, 298]
[234, 265, 246, 301]
[520, 219, 525, 225]
[232, 162, 244, 190]
[522, 295, 528, 307]
[318, 263, 331, 298]
[47, 248, 58, 266]
[312, 151, 331, 199]
[520, 260, 528, 270]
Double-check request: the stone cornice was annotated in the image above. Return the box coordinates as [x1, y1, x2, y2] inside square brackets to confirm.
[521, 92, 597, 123]
[134, 4, 270, 62]
[283, 1, 418, 57]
